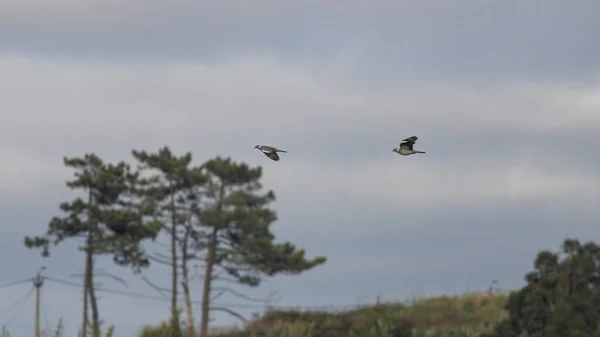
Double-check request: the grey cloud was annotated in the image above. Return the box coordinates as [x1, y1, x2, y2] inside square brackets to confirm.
[1, 57, 598, 221]
[1, 0, 599, 82]
[2, 57, 599, 146]
[7, 121, 599, 179]
[5, 65, 600, 155]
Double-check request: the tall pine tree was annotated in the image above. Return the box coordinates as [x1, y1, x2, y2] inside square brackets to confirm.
[197, 157, 327, 337]
[24, 154, 160, 337]
[132, 147, 207, 337]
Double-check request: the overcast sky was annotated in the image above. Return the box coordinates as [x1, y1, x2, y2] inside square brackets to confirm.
[1, 1, 599, 336]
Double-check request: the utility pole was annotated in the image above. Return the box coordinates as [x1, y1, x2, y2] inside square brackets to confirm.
[488, 279, 498, 297]
[34, 266, 46, 337]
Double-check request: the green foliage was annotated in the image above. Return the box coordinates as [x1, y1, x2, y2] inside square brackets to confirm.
[23, 148, 327, 336]
[52, 319, 64, 337]
[137, 322, 170, 337]
[16, 147, 600, 337]
[192, 156, 327, 336]
[23, 153, 160, 270]
[132, 147, 207, 218]
[132, 146, 206, 336]
[137, 237, 600, 337]
[138, 320, 195, 337]
[199, 156, 327, 287]
[0, 326, 11, 337]
[487, 238, 600, 337]
[168, 308, 183, 337]
[77, 321, 115, 337]
[23, 153, 162, 337]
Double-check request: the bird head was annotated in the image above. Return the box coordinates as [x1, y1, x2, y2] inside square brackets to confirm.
[254, 145, 260, 149]
[392, 148, 399, 153]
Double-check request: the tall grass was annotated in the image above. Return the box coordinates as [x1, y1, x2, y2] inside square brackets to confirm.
[136, 292, 508, 337]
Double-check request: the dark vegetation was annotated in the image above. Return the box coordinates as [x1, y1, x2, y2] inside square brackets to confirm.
[15, 146, 600, 336]
[23, 147, 325, 337]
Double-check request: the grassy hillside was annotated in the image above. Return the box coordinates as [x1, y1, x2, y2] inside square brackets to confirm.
[5, 291, 507, 337]
[140, 291, 509, 337]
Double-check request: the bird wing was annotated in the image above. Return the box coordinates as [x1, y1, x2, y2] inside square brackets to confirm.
[266, 151, 280, 161]
[400, 142, 413, 151]
[402, 136, 418, 144]
[399, 136, 418, 150]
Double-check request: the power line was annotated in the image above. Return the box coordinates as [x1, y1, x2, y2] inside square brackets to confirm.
[0, 286, 34, 319]
[0, 278, 33, 290]
[45, 275, 503, 311]
[46, 277, 266, 308]
[2, 287, 35, 326]
[44, 276, 348, 310]
[33, 276, 514, 326]
[46, 277, 172, 302]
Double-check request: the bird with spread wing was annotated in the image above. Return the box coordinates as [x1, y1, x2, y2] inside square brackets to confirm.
[393, 136, 426, 156]
[254, 145, 287, 161]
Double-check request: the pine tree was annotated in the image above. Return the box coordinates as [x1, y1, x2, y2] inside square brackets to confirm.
[132, 147, 207, 337]
[196, 157, 327, 337]
[24, 154, 160, 337]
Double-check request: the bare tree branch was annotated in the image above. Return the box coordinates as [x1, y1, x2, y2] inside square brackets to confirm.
[95, 271, 129, 288]
[212, 275, 240, 284]
[209, 307, 247, 323]
[210, 287, 281, 303]
[210, 270, 244, 284]
[210, 289, 226, 302]
[148, 254, 178, 266]
[154, 252, 174, 261]
[141, 275, 171, 297]
[70, 269, 128, 288]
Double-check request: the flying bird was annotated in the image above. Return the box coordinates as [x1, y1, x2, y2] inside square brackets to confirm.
[254, 145, 287, 161]
[393, 136, 426, 156]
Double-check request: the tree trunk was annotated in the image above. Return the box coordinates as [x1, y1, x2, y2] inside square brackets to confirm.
[82, 250, 89, 337]
[181, 226, 195, 337]
[169, 192, 180, 336]
[170, 224, 180, 335]
[199, 228, 217, 337]
[84, 189, 100, 337]
[181, 278, 194, 337]
[200, 183, 224, 337]
[82, 190, 93, 337]
[87, 254, 100, 337]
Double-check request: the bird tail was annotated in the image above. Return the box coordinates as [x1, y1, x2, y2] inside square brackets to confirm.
[277, 150, 287, 153]
[414, 151, 425, 154]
